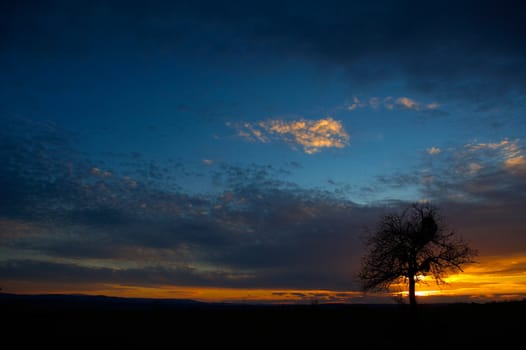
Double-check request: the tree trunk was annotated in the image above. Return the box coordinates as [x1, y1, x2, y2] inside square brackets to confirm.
[408, 274, 417, 309]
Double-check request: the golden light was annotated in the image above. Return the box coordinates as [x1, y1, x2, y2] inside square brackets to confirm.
[3, 254, 525, 303]
[389, 254, 526, 302]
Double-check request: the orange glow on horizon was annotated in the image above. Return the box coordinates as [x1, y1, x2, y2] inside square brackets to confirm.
[3, 254, 525, 304]
[392, 254, 526, 302]
[2, 282, 364, 303]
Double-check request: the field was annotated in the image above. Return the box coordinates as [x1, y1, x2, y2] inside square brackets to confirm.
[2, 293, 524, 347]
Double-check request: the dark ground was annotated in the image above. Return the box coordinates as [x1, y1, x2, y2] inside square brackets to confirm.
[2, 293, 524, 347]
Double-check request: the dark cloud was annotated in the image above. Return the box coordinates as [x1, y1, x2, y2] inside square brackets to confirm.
[2, 115, 524, 291]
[376, 140, 526, 254]
[0, 260, 250, 287]
[377, 173, 421, 189]
[0, 116, 383, 290]
[3, 0, 525, 107]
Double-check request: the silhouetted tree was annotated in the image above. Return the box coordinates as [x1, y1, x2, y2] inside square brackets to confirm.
[358, 203, 477, 308]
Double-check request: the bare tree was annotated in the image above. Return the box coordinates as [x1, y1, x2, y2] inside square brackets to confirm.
[358, 203, 477, 308]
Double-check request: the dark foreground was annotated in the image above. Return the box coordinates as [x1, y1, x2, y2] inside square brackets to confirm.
[2, 293, 524, 347]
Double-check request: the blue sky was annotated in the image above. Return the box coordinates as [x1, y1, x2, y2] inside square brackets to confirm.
[1, 0, 526, 302]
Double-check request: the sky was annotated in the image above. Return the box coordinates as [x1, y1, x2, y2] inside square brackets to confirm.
[1, 0, 525, 304]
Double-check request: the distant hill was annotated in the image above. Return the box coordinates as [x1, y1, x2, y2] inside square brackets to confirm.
[2, 292, 525, 346]
[0, 292, 205, 308]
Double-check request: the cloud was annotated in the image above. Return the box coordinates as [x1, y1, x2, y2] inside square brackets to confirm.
[0, 259, 253, 287]
[463, 138, 524, 174]
[346, 96, 362, 111]
[375, 137, 526, 256]
[2, 123, 395, 292]
[427, 147, 441, 155]
[3, 0, 525, 111]
[504, 156, 526, 174]
[412, 139, 526, 187]
[432, 138, 526, 189]
[345, 96, 442, 114]
[0, 170, 371, 290]
[426, 102, 441, 110]
[0, 118, 367, 290]
[396, 97, 419, 110]
[467, 162, 482, 175]
[466, 139, 517, 152]
[1, 117, 524, 298]
[369, 97, 381, 109]
[232, 118, 350, 154]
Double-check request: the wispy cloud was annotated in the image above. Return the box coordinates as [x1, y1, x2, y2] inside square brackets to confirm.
[345, 96, 441, 113]
[504, 155, 526, 174]
[378, 138, 526, 206]
[346, 96, 362, 110]
[467, 162, 482, 175]
[464, 138, 524, 174]
[231, 118, 350, 154]
[421, 139, 525, 180]
[417, 138, 526, 204]
[427, 146, 441, 155]
[396, 97, 419, 109]
[465, 139, 518, 152]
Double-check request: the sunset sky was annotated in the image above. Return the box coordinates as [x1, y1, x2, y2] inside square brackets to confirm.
[1, 0, 525, 304]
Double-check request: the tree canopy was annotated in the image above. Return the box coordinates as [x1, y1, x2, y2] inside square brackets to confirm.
[358, 203, 477, 307]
